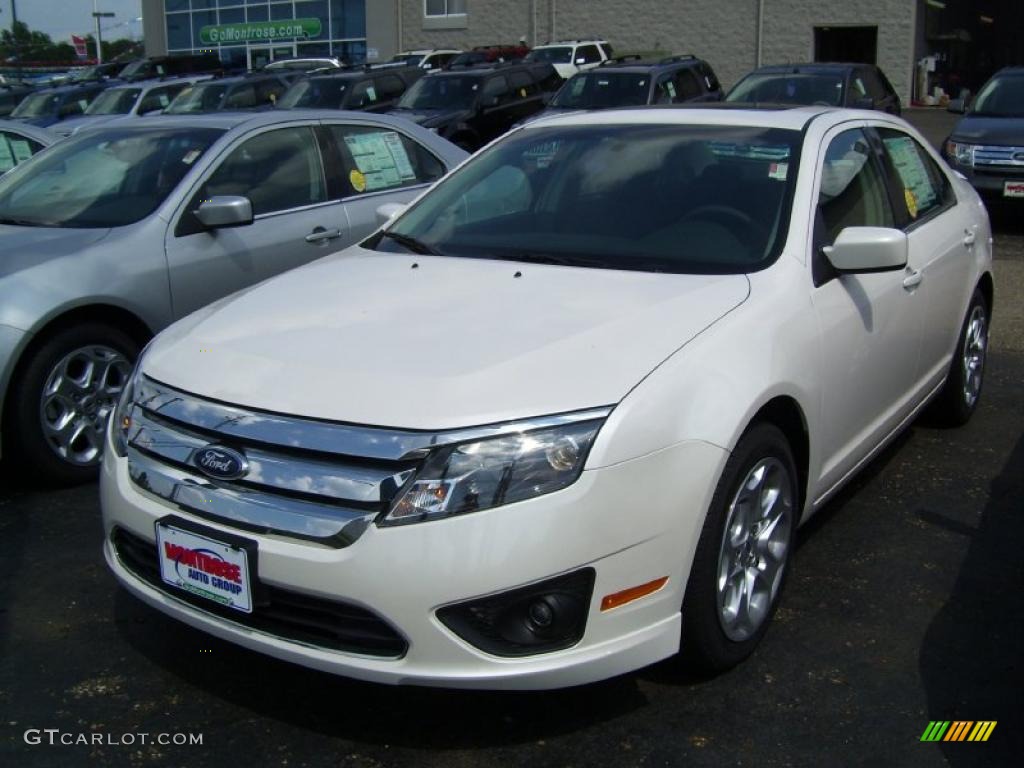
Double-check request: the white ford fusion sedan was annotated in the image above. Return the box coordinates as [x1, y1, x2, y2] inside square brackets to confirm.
[101, 106, 993, 689]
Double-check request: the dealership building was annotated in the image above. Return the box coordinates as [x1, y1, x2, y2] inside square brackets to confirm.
[141, 1, 1023, 102]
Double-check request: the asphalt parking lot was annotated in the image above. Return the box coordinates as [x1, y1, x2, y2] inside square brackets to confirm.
[1, 109, 1021, 768]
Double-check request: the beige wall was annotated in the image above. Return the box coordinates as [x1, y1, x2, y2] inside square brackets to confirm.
[395, 0, 917, 101]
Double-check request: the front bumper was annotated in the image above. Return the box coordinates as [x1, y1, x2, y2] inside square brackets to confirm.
[946, 160, 1024, 198]
[101, 434, 727, 689]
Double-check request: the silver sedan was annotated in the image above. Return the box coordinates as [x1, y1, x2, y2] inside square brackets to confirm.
[0, 110, 467, 483]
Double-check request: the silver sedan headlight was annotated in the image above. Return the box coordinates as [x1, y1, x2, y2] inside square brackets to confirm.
[110, 345, 151, 457]
[381, 419, 605, 525]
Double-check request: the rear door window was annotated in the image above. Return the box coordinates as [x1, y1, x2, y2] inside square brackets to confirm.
[138, 84, 187, 114]
[482, 75, 512, 105]
[509, 71, 539, 99]
[875, 127, 955, 225]
[675, 69, 703, 100]
[0, 131, 43, 173]
[347, 80, 381, 109]
[376, 75, 407, 101]
[577, 45, 601, 64]
[328, 125, 445, 196]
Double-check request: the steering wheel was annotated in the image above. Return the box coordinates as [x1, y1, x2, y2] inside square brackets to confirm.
[679, 205, 770, 254]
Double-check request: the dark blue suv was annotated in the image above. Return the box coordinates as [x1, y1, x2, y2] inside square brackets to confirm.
[531, 54, 723, 122]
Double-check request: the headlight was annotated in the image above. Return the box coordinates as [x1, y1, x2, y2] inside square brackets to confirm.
[945, 140, 976, 167]
[381, 419, 604, 525]
[110, 345, 150, 458]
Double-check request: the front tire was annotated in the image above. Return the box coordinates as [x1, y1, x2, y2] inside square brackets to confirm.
[5, 323, 138, 486]
[681, 422, 798, 673]
[930, 288, 988, 426]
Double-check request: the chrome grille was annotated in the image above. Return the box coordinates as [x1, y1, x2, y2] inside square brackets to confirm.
[124, 377, 611, 547]
[973, 145, 1024, 168]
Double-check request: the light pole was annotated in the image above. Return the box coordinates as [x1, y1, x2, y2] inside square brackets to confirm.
[92, 0, 114, 64]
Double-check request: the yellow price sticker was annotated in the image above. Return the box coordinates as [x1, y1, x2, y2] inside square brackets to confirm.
[904, 187, 918, 218]
[350, 169, 367, 193]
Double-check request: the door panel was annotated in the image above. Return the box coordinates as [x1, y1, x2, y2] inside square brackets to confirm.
[165, 125, 349, 318]
[875, 127, 971, 388]
[810, 127, 925, 492]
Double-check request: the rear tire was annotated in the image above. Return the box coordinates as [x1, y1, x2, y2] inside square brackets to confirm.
[930, 289, 988, 427]
[681, 422, 798, 673]
[4, 323, 138, 486]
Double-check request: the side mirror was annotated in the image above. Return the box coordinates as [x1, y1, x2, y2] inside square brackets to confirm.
[947, 98, 965, 114]
[852, 96, 875, 110]
[376, 202, 407, 227]
[823, 227, 907, 273]
[195, 196, 253, 229]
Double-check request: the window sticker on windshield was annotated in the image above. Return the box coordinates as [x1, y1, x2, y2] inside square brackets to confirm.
[366, 86, 378, 101]
[709, 142, 791, 162]
[665, 82, 677, 99]
[883, 136, 936, 216]
[159, 94, 170, 106]
[344, 131, 417, 191]
[523, 140, 560, 169]
[181, 149, 201, 165]
[768, 162, 788, 181]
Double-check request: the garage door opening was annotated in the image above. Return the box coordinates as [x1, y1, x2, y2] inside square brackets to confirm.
[814, 26, 878, 64]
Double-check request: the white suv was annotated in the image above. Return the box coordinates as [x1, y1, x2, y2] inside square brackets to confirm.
[525, 40, 612, 79]
[102, 106, 992, 690]
[392, 49, 462, 71]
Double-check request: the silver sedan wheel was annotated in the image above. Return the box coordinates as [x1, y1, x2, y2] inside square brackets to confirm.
[39, 345, 132, 466]
[962, 305, 987, 409]
[716, 457, 794, 642]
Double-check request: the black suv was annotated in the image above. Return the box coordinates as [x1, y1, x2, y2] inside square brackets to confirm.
[529, 54, 722, 121]
[726, 63, 901, 114]
[118, 53, 224, 82]
[163, 73, 297, 114]
[943, 66, 1024, 201]
[388, 61, 561, 151]
[277, 66, 424, 112]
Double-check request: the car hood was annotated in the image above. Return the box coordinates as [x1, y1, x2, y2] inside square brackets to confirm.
[10, 115, 57, 128]
[950, 114, 1024, 146]
[145, 248, 750, 429]
[389, 107, 470, 129]
[0, 225, 111, 278]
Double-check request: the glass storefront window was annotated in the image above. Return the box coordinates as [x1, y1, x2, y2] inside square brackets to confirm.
[167, 12, 192, 49]
[331, 0, 365, 39]
[219, 7, 244, 23]
[246, 4, 269, 21]
[166, 0, 190, 12]
[191, 10, 216, 46]
[270, 3, 293, 21]
[192, 0, 216, 9]
[296, 1, 328, 39]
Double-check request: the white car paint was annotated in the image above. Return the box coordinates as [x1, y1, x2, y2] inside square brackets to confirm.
[101, 106, 993, 689]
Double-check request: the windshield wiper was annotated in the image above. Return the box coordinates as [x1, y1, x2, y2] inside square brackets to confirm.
[0, 217, 44, 226]
[502, 251, 667, 271]
[381, 230, 440, 256]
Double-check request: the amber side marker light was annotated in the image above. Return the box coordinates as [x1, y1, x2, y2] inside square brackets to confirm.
[600, 576, 669, 612]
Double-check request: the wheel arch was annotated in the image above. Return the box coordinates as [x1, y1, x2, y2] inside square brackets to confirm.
[977, 271, 994, 314]
[745, 395, 811, 516]
[0, 303, 153, 460]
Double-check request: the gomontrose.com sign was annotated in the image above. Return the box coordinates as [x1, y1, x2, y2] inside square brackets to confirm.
[199, 19, 322, 45]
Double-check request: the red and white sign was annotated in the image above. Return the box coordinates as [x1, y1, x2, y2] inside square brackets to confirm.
[71, 35, 88, 60]
[156, 524, 253, 613]
[1004, 181, 1024, 198]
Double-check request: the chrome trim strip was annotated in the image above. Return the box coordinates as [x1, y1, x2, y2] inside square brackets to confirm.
[127, 449, 374, 546]
[136, 376, 612, 461]
[973, 145, 1024, 168]
[128, 410, 413, 505]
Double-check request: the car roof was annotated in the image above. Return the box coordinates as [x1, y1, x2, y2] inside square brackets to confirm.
[0, 118, 58, 145]
[535, 40, 608, 47]
[749, 63, 863, 76]
[427, 62, 537, 77]
[107, 76, 205, 91]
[30, 82, 106, 95]
[993, 66, 1024, 76]
[592, 54, 704, 75]
[520, 103, 847, 132]
[72, 109, 438, 134]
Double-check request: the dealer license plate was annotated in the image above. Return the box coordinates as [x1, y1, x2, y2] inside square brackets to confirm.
[155, 522, 253, 613]
[1004, 181, 1024, 198]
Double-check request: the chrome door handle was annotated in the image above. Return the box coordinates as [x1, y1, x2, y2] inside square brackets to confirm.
[902, 269, 923, 290]
[963, 229, 976, 246]
[305, 227, 342, 243]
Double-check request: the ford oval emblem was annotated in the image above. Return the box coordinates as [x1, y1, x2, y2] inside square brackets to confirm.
[192, 445, 249, 481]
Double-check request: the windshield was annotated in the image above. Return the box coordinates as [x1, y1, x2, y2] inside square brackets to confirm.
[375, 124, 800, 274]
[552, 72, 652, 108]
[397, 76, 480, 111]
[0, 127, 223, 228]
[11, 91, 60, 118]
[392, 54, 424, 67]
[726, 73, 845, 106]
[85, 88, 142, 115]
[278, 78, 348, 109]
[970, 74, 1024, 117]
[164, 83, 228, 114]
[526, 47, 574, 64]
[118, 60, 152, 79]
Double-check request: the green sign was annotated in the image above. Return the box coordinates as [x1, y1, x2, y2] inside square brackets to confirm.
[199, 18, 322, 45]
